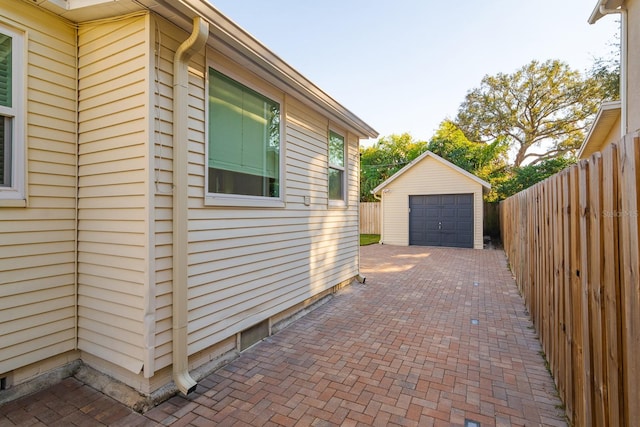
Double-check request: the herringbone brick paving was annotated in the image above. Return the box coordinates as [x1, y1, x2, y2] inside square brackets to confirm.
[0, 246, 567, 426]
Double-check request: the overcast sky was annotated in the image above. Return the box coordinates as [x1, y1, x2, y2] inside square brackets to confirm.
[210, 0, 620, 145]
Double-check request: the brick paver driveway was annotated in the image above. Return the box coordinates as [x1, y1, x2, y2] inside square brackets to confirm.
[1, 246, 567, 426]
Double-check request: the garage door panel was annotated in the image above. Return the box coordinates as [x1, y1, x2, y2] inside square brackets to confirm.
[409, 193, 474, 248]
[441, 194, 457, 204]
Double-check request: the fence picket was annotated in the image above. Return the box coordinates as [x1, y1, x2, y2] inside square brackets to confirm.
[602, 143, 622, 427]
[588, 153, 606, 426]
[618, 136, 640, 424]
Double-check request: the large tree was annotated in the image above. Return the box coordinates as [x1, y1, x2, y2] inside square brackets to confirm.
[455, 59, 605, 166]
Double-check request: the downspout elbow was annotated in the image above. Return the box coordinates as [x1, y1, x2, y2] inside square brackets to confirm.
[172, 16, 209, 396]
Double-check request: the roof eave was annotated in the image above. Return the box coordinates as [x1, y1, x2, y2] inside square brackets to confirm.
[588, 0, 624, 24]
[153, 0, 378, 139]
[577, 100, 621, 159]
[30, 0, 378, 139]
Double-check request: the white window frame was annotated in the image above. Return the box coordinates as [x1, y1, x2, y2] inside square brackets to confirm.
[328, 128, 347, 208]
[0, 23, 25, 207]
[204, 59, 285, 208]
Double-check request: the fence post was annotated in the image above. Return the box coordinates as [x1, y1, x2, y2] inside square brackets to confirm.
[602, 143, 623, 426]
[618, 136, 640, 425]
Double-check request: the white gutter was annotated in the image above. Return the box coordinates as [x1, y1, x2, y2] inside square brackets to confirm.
[172, 15, 209, 396]
[592, 0, 627, 136]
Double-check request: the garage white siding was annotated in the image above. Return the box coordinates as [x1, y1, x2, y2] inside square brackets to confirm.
[379, 154, 486, 249]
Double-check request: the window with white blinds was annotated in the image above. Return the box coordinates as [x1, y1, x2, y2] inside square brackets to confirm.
[207, 68, 281, 199]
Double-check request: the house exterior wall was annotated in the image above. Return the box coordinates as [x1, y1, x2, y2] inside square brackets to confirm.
[181, 48, 361, 365]
[76, 14, 150, 377]
[381, 156, 484, 249]
[0, 1, 78, 378]
[147, 16, 361, 384]
[1, 3, 366, 399]
[627, 0, 640, 133]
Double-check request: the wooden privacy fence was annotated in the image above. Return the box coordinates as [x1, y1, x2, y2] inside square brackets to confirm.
[500, 135, 640, 426]
[359, 202, 380, 234]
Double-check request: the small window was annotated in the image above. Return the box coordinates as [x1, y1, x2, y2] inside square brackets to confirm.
[0, 24, 24, 204]
[207, 68, 280, 200]
[328, 131, 345, 203]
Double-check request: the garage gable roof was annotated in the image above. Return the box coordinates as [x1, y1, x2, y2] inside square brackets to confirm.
[372, 150, 491, 195]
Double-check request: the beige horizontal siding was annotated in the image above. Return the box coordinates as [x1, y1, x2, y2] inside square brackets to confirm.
[0, 2, 77, 374]
[151, 36, 361, 369]
[76, 14, 149, 375]
[151, 18, 184, 374]
[381, 156, 484, 248]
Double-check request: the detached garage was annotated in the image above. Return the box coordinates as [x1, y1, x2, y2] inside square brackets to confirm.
[372, 151, 490, 249]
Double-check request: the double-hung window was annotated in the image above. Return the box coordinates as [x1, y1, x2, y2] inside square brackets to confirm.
[0, 23, 24, 204]
[328, 130, 346, 205]
[207, 68, 281, 205]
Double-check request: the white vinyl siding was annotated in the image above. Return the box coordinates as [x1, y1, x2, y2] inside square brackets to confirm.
[76, 15, 149, 375]
[0, 2, 77, 374]
[381, 156, 484, 249]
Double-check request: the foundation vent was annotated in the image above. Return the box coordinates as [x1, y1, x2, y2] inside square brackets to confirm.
[240, 320, 269, 351]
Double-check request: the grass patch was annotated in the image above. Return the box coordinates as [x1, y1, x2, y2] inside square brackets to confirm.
[360, 234, 380, 246]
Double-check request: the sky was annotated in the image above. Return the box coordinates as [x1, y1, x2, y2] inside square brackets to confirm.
[210, 0, 621, 145]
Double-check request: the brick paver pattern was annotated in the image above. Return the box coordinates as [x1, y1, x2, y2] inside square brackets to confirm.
[0, 246, 567, 426]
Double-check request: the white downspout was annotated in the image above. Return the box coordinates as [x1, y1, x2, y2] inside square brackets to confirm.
[598, 3, 627, 135]
[172, 16, 208, 396]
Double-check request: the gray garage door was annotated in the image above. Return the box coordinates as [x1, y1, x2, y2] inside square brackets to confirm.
[409, 194, 474, 248]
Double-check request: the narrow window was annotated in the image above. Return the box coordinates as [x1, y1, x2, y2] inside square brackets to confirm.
[328, 131, 345, 202]
[207, 68, 280, 199]
[0, 24, 24, 203]
[0, 32, 13, 188]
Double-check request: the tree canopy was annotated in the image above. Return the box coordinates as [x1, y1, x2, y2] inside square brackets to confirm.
[455, 59, 605, 166]
[360, 54, 619, 203]
[360, 133, 427, 202]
